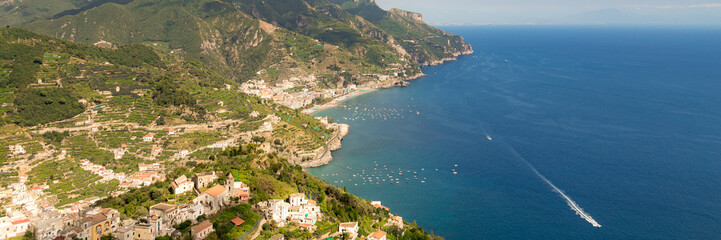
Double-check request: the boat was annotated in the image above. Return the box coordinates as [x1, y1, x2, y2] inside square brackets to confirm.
[486, 135, 493, 141]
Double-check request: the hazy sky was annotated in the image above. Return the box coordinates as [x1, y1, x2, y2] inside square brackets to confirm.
[375, 0, 721, 25]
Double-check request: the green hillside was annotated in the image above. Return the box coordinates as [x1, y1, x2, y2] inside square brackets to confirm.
[13, 0, 469, 84]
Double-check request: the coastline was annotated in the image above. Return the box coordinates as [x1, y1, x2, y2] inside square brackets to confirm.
[301, 88, 379, 115]
[300, 49, 474, 168]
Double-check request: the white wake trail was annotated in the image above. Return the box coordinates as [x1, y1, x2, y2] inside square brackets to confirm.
[506, 145, 602, 228]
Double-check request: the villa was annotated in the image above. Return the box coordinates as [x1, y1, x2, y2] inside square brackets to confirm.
[259, 193, 321, 228]
[171, 176, 194, 195]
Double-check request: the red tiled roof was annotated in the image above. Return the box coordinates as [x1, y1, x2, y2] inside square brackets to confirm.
[369, 231, 386, 239]
[12, 219, 30, 225]
[300, 223, 312, 228]
[230, 217, 245, 226]
[204, 185, 226, 197]
[191, 220, 213, 232]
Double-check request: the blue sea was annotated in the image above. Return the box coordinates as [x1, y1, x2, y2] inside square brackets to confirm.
[309, 26, 721, 239]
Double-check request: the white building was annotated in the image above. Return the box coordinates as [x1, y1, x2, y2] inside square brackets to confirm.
[260, 193, 320, 227]
[0, 217, 30, 239]
[9, 144, 25, 155]
[264, 199, 289, 225]
[142, 134, 154, 142]
[171, 176, 194, 195]
[138, 163, 160, 172]
[339, 222, 359, 240]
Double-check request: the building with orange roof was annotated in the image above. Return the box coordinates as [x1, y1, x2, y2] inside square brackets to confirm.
[230, 217, 245, 226]
[367, 231, 387, 240]
[194, 185, 228, 214]
[190, 220, 214, 240]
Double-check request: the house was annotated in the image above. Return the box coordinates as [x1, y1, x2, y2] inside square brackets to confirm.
[134, 214, 173, 239]
[138, 163, 160, 172]
[177, 150, 189, 158]
[230, 217, 244, 227]
[231, 182, 250, 203]
[172, 204, 203, 225]
[193, 172, 218, 189]
[167, 128, 176, 135]
[9, 144, 25, 155]
[227, 172, 250, 202]
[385, 215, 403, 229]
[171, 176, 194, 195]
[32, 212, 64, 240]
[338, 222, 359, 240]
[113, 225, 134, 240]
[371, 201, 389, 210]
[130, 136, 137, 141]
[262, 199, 289, 225]
[367, 231, 387, 240]
[189, 204, 205, 222]
[142, 134, 154, 142]
[194, 185, 228, 214]
[134, 218, 163, 240]
[267, 235, 284, 240]
[0, 217, 30, 239]
[149, 203, 177, 222]
[190, 220, 213, 240]
[289, 193, 307, 206]
[90, 126, 99, 132]
[78, 208, 120, 240]
[152, 146, 163, 155]
[113, 149, 125, 160]
[259, 193, 320, 228]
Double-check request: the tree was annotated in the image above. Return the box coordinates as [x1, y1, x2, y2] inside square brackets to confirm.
[156, 116, 166, 126]
[22, 231, 34, 240]
[133, 206, 148, 219]
[100, 234, 116, 240]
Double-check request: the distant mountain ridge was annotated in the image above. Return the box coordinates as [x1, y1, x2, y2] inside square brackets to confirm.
[5, 0, 471, 84]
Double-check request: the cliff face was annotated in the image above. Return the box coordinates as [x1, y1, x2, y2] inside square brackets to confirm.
[337, 0, 473, 65]
[297, 123, 349, 168]
[389, 8, 423, 22]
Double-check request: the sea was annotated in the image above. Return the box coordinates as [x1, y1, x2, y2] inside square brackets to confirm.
[309, 26, 721, 239]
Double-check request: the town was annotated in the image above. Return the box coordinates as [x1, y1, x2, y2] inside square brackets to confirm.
[1, 166, 402, 240]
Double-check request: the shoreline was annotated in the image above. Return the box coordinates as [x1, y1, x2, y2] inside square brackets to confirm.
[301, 88, 380, 115]
[303, 49, 474, 116]
[300, 50, 474, 168]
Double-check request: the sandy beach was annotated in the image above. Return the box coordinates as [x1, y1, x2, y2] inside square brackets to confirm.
[302, 88, 379, 115]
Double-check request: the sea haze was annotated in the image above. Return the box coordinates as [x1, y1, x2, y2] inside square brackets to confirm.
[310, 26, 721, 239]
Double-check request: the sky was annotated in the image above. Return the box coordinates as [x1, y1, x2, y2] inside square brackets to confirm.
[374, 0, 721, 25]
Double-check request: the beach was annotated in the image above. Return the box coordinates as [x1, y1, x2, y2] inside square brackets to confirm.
[302, 88, 379, 115]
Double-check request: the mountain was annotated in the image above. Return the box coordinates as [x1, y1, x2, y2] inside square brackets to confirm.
[0, 27, 334, 167]
[0, 28, 444, 239]
[7, 0, 470, 85]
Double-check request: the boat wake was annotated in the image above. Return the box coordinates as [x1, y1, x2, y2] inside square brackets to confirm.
[505, 143, 602, 228]
[480, 123, 493, 141]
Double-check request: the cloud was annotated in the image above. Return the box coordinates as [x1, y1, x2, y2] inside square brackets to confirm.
[688, 3, 721, 8]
